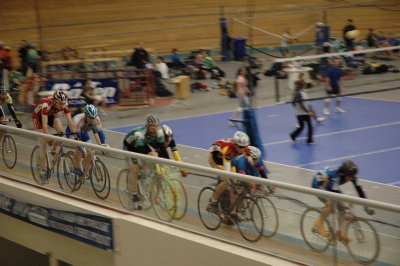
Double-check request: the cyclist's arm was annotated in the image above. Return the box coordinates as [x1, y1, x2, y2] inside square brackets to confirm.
[6, 103, 18, 120]
[352, 179, 366, 198]
[41, 114, 50, 135]
[65, 112, 77, 133]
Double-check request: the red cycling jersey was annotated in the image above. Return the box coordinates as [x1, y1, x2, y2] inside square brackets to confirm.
[210, 138, 249, 164]
[32, 96, 70, 129]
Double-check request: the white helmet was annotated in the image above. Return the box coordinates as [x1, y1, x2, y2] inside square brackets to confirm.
[162, 125, 173, 139]
[145, 114, 160, 126]
[248, 146, 261, 160]
[233, 131, 250, 147]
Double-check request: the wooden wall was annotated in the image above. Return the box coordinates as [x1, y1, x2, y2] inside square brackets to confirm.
[1, 0, 399, 59]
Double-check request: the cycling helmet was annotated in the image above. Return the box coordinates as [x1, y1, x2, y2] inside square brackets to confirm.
[248, 146, 261, 160]
[145, 113, 160, 126]
[53, 90, 68, 103]
[162, 125, 173, 139]
[0, 85, 8, 94]
[84, 104, 98, 118]
[233, 131, 250, 147]
[340, 159, 358, 177]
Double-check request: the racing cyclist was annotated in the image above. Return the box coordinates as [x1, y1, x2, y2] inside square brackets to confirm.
[66, 104, 108, 182]
[123, 114, 164, 209]
[0, 85, 22, 143]
[312, 159, 374, 242]
[32, 90, 77, 184]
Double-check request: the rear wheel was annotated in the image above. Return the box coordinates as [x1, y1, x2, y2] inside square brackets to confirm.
[300, 208, 333, 252]
[90, 158, 110, 200]
[117, 169, 134, 210]
[2, 134, 17, 169]
[197, 186, 221, 231]
[256, 196, 279, 237]
[236, 196, 263, 242]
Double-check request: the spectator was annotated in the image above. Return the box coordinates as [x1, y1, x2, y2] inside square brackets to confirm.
[329, 35, 346, 53]
[201, 50, 225, 80]
[18, 40, 29, 75]
[155, 56, 169, 79]
[129, 42, 149, 69]
[343, 19, 356, 50]
[323, 58, 346, 115]
[26, 43, 41, 74]
[230, 67, 250, 125]
[1, 46, 13, 71]
[290, 74, 320, 144]
[81, 79, 108, 115]
[0, 42, 6, 76]
[366, 28, 379, 48]
[170, 48, 186, 69]
[280, 28, 297, 56]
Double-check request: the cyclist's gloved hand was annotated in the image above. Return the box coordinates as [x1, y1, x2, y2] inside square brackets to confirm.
[364, 206, 375, 215]
[267, 185, 276, 194]
[15, 120, 22, 128]
[73, 133, 80, 141]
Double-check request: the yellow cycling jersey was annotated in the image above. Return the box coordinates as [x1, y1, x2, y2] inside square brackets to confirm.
[0, 93, 13, 105]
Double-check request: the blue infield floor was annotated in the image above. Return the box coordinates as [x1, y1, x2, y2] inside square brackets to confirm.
[109, 97, 400, 186]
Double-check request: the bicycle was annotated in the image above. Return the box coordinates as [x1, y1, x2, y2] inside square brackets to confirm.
[300, 204, 380, 264]
[197, 181, 264, 242]
[30, 133, 77, 192]
[117, 162, 181, 222]
[253, 190, 279, 237]
[0, 119, 18, 169]
[68, 148, 111, 200]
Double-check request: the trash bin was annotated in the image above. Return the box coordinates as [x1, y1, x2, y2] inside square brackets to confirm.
[233, 37, 247, 61]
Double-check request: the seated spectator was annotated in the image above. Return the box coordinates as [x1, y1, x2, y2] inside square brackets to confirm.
[366, 28, 379, 48]
[170, 48, 186, 69]
[1, 46, 13, 71]
[155, 56, 170, 79]
[201, 50, 225, 80]
[81, 79, 108, 115]
[26, 43, 41, 74]
[329, 35, 347, 52]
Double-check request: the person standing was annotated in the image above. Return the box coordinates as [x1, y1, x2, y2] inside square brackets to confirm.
[280, 28, 297, 56]
[290, 74, 317, 144]
[343, 19, 356, 50]
[230, 67, 250, 125]
[323, 59, 345, 115]
[129, 42, 149, 69]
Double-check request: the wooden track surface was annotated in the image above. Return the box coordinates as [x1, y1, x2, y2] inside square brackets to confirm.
[1, 1, 399, 60]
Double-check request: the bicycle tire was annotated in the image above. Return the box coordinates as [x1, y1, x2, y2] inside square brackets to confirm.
[235, 196, 264, 242]
[2, 134, 17, 169]
[256, 195, 279, 237]
[300, 208, 333, 253]
[197, 186, 221, 231]
[89, 158, 110, 200]
[150, 179, 176, 222]
[116, 169, 134, 210]
[30, 146, 48, 185]
[56, 154, 77, 193]
[345, 217, 380, 264]
[168, 178, 188, 220]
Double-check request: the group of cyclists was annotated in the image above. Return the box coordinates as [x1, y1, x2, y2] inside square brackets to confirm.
[0, 86, 374, 243]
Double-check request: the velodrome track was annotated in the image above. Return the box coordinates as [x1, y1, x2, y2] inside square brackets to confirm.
[1, 130, 399, 265]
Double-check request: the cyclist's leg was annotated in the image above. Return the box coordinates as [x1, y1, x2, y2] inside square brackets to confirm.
[314, 197, 333, 236]
[52, 117, 64, 153]
[337, 201, 352, 242]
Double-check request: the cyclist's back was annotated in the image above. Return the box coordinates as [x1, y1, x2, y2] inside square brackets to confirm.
[123, 125, 164, 153]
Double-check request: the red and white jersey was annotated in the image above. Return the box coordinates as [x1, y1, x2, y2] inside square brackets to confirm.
[209, 138, 249, 161]
[32, 96, 70, 129]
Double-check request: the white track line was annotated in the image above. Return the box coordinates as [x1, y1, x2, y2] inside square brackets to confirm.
[297, 147, 400, 167]
[263, 121, 400, 146]
[387, 181, 400, 186]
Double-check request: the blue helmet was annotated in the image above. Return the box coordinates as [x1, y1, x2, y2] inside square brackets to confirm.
[84, 104, 98, 118]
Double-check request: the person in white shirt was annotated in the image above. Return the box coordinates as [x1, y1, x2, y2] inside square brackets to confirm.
[155, 56, 170, 79]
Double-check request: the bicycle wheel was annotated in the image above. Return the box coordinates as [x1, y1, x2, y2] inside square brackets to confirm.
[168, 178, 188, 220]
[150, 179, 176, 222]
[56, 154, 77, 193]
[89, 158, 110, 200]
[30, 146, 48, 185]
[256, 196, 279, 237]
[236, 196, 264, 242]
[345, 217, 380, 264]
[300, 208, 333, 252]
[116, 169, 135, 210]
[2, 135, 17, 169]
[197, 186, 221, 231]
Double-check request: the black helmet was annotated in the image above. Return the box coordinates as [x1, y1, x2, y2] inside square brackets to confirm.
[340, 159, 358, 177]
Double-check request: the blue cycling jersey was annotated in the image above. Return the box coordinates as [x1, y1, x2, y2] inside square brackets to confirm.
[231, 155, 268, 178]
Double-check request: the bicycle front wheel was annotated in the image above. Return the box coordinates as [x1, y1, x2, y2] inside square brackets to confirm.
[30, 146, 47, 185]
[2, 135, 17, 169]
[345, 217, 380, 264]
[236, 196, 264, 242]
[56, 154, 77, 193]
[150, 179, 176, 222]
[256, 195, 279, 237]
[197, 187, 221, 231]
[168, 178, 188, 220]
[90, 158, 110, 200]
[300, 208, 333, 253]
[116, 169, 134, 210]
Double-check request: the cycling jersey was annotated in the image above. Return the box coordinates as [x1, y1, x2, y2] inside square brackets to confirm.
[231, 155, 268, 179]
[32, 96, 70, 129]
[123, 125, 165, 153]
[209, 138, 249, 170]
[312, 166, 366, 198]
[66, 113, 106, 143]
[0, 93, 18, 120]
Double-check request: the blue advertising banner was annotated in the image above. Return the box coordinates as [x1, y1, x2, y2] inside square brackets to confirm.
[0, 193, 113, 250]
[46, 79, 119, 107]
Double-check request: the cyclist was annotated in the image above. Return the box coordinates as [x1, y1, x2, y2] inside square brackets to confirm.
[231, 146, 274, 194]
[153, 124, 188, 177]
[207, 131, 250, 213]
[123, 114, 165, 210]
[0, 85, 22, 142]
[66, 104, 108, 181]
[312, 159, 374, 242]
[32, 90, 77, 184]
